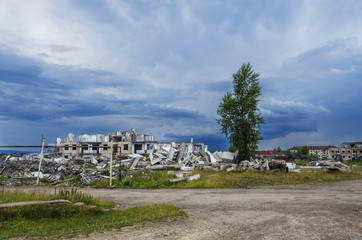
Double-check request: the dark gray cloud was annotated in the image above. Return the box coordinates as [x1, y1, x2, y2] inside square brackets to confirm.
[259, 97, 331, 140]
[259, 39, 362, 147]
[144, 105, 206, 121]
[0, 49, 209, 134]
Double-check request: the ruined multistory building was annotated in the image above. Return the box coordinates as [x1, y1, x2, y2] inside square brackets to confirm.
[56, 129, 156, 159]
[289, 143, 362, 161]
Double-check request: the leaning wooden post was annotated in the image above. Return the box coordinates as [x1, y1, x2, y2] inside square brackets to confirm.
[118, 147, 122, 181]
[109, 138, 113, 188]
[36, 138, 45, 185]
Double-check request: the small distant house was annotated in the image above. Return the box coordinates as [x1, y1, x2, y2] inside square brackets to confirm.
[258, 150, 279, 157]
[289, 146, 332, 159]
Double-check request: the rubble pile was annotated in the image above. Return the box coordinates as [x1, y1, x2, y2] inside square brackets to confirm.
[307, 160, 351, 173]
[147, 143, 238, 170]
[0, 158, 114, 186]
[0, 145, 352, 187]
[167, 171, 201, 183]
[143, 144, 289, 172]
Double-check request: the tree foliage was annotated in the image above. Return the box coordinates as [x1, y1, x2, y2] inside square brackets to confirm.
[296, 146, 309, 155]
[273, 146, 282, 153]
[286, 149, 292, 156]
[217, 62, 264, 163]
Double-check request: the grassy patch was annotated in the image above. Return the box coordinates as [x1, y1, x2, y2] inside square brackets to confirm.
[0, 188, 54, 204]
[345, 160, 362, 167]
[91, 170, 173, 189]
[0, 189, 186, 239]
[88, 168, 362, 189]
[288, 160, 309, 166]
[0, 204, 185, 239]
[0, 176, 8, 182]
[0, 188, 113, 208]
[176, 170, 362, 188]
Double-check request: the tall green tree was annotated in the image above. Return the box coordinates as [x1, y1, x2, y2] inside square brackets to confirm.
[217, 62, 264, 163]
[297, 146, 309, 155]
[286, 149, 292, 156]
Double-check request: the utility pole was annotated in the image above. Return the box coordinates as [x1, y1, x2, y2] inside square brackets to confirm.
[109, 138, 113, 188]
[118, 147, 122, 181]
[36, 137, 45, 185]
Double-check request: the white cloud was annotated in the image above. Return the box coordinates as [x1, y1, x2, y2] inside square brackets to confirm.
[262, 98, 331, 115]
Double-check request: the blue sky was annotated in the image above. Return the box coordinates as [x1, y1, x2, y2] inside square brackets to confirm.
[0, 0, 361, 151]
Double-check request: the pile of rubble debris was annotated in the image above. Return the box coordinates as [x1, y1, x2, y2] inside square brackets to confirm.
[303, 160, 351, 173]
[0, 144, 352, 186]
[130, 144, 290, 173]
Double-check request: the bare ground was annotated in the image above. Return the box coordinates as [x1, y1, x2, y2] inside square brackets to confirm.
[10, 180, 362, 240]
[75, 180, 362, 240]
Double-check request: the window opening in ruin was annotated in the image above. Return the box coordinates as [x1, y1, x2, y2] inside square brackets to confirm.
[113, 145, 118, 153]
[81, 146, 87, 153]
[135, 144, 142, 151]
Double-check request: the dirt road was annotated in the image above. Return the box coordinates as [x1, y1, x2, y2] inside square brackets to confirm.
[73, 180, 362, 240]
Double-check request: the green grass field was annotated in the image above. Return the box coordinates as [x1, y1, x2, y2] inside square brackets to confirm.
[0, 189, 186, 239]
[88, 166, 362, 189]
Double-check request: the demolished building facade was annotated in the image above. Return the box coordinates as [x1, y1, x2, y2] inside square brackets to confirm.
[57, 129, 156, 159]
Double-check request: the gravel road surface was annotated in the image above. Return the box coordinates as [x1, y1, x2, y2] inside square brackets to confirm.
[73, 180, 362, 240]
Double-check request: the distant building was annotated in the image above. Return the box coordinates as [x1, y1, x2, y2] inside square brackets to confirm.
[258, 150, 280, 157]
[288, 144, 362, 161]
[289, 146, 332, 159]
[329, 147, 362, 161]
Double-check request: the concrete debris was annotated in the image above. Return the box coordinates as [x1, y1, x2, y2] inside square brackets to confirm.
[79, 173, 91, 185]
[187, 174, 200, 181]
[286, 163, 296, 170]
[306, 160, 351, 173]
[0, 145, 353, 187]
[73, 202, 86, 207]
[0, 200, 71, 209]
[168, 171, 192, 178]
[130, 158, 140, 170]
[221, 151, 235, 163]
[167, 171, 200, 183]
[169, 177, 186, 183]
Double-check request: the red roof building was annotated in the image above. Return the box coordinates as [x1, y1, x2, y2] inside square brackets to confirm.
[258, 150, 279, 156]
